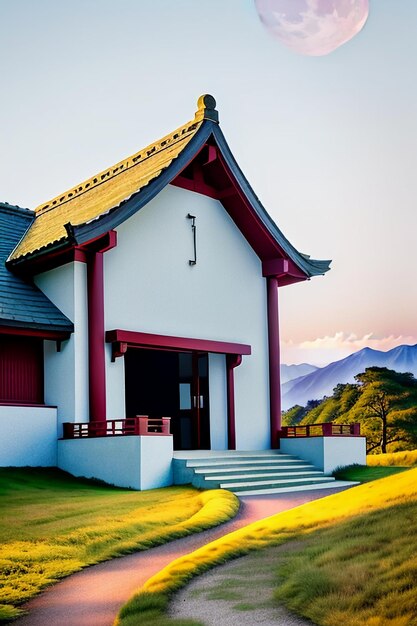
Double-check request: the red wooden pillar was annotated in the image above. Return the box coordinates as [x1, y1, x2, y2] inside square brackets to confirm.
[226, 354, 242, 450]
[85, 231, 117, 423]
[267, 276, 281, 447]
[87, 251, 106, 422]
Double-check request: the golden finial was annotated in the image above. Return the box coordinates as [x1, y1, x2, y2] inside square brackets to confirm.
[195, 94, 219, 123]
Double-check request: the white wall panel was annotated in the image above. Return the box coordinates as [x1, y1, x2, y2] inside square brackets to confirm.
[35, 262, 89, 431]
[104, 186, 270, 450]
[0, 406, 57, 466]
[58, 435, 173, 489]
[208, 353, 228, 450]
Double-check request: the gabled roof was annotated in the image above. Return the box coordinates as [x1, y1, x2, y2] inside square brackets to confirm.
[9, 104, 206, 263]
[8, 95, 330, 282]
[0, 203, 73, 335]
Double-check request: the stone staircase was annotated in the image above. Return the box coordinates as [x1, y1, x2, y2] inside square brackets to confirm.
[173, 450, 356, 496]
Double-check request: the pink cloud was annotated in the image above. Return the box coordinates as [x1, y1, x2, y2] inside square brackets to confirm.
[282, 332, 417, 366]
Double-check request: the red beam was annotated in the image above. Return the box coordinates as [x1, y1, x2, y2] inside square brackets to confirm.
[0, 326, 71, 340]
[262, 258, 289, 277]
[105, 329, 251, 357]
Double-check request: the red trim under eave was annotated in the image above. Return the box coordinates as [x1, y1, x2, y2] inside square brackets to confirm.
[0, 326, 71, 340]
[0, 402, 58, 408]
[172, 161, 309, 287]
[11, 231, 118, 276]
[105, 329, 251, 358]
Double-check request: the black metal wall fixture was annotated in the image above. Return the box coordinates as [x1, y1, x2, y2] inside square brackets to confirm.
[187, 213, 197, 265]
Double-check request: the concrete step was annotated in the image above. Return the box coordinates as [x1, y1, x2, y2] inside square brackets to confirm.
[174, 450, 289, 459]
[173, 450, 339, 493]
[193, 464, 315, 475]
[222, 475, 336, 492]
[209, 471, 324, 482]
[186, 457, 303, 469]
[236, 480, 360, 496]
[192, 469, 327, 489]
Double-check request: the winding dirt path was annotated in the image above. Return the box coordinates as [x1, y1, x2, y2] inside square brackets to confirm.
[15, 487, 350, 626]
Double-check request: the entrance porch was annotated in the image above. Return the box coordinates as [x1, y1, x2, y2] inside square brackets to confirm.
[59, 417, 366, 494]
[106, 329, 252, 451]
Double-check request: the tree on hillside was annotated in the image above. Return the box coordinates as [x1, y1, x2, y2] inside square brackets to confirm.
[295, 368, 417, 454]
[282, 399, 324, 426]
[363, 389, 390, 453]
[282, 405, 306, 426]
[355, 367, 417, 453]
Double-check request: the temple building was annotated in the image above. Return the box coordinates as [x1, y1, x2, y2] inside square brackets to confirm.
[0, 96, 365, 492]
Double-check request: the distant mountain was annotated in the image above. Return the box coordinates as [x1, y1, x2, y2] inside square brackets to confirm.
[282, 344, 417, 410]
[280, 363, 319, 385]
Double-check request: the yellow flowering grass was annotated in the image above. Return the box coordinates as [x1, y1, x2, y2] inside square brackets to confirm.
[367, 449, 417, 466]
[0, 468, 238, 622]
[116, 468, 417, 625]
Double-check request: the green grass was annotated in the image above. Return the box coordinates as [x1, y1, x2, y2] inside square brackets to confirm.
[0, 468, 239, 622]
[333, 463, 408, 482]
[116, 467, 417, 626]
[274, 499, 417, 625]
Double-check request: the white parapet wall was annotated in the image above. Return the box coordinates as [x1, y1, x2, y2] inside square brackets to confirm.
[0, 405, 58, 467]
[57, 435, 174, 490]
[279, 436, 367, 474]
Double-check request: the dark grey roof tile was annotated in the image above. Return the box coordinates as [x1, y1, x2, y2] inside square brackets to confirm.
[0, 203, 73, 333]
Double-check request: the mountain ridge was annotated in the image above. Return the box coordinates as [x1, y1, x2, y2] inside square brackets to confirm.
[282, 343, 417, 410]
[280, 362, 319, 384]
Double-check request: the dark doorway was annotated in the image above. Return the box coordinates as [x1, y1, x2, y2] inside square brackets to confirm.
[124, 349, 210, 450]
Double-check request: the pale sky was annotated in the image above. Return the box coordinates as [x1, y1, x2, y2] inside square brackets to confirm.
[1, 0, 416, 365]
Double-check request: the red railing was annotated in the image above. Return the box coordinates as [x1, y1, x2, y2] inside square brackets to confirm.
[278, 422, 361, 438]
[62, 415, 171, 439]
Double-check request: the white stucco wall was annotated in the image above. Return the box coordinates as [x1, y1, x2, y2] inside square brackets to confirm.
[208, 353, 228, 450]
[0, 405, 57, 466]
[57, 435, 173, 489]
[105, 343, 125, 419]
[280, 437, 367, 474]
[35, 262, 89, 432]
[104, 185, 270, 450]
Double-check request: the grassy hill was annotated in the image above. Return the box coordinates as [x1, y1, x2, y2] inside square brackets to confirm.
[116, 466, 417, 626]
[282, 367, 417, 454]
[0, 468, 238, 622]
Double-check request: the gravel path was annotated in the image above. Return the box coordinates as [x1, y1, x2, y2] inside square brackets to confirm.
[169, 541, 313, 626]
[15, 487, 350, 626]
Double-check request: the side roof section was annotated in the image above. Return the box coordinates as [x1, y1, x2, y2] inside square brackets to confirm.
[0, 203, 74, 334]
[8, 95, 330, 281]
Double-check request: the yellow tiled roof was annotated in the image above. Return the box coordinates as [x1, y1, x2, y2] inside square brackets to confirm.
[10, 98, 211, 261]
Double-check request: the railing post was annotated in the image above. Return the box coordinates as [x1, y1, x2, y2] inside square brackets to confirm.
[161, 417, 171, 435]
[63, 423, 74, 438]
[322, 423, 332, 436]
[137, 415, 149, 435]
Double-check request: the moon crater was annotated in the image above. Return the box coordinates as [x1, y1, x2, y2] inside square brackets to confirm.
[255, 0, 369, 56]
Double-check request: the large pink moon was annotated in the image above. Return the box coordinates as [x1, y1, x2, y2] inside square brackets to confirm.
[255, 0, 369, 56]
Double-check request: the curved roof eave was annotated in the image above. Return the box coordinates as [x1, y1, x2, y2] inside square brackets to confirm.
[209, 124, 331, 278]
[31, 120, 331, 279]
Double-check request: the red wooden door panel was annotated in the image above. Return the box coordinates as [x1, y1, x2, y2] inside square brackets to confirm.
[0, 335, 44, 403]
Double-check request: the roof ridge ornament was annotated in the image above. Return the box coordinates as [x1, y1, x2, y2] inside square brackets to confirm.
[195, 94, 219, 123]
